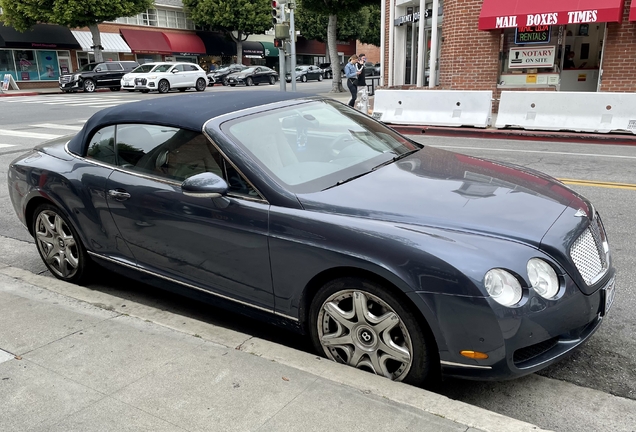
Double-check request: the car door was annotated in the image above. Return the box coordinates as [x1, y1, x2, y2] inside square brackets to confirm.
[103, 123, 274, 310]
[253, 67, 265, 84]
[187, 64, 201, 86]
[169, 64, 187, 87]
[105, 63, 125, 86]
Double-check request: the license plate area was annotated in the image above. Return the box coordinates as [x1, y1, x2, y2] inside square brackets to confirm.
[603, 277, 616, 315]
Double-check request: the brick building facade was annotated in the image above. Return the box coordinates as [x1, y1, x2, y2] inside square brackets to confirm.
[382, 0, 636, 96]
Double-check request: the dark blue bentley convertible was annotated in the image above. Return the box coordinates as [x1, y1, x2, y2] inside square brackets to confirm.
[7, 92, 616, 385]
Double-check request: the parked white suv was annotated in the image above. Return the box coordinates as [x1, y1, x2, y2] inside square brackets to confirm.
[121, 62, 208, 93]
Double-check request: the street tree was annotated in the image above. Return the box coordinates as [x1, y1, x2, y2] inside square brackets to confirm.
[299, 0, 378, 92]
[183, 0, 271, 65]
[0, 0, 153, 63]
[359, 4, 381, 47]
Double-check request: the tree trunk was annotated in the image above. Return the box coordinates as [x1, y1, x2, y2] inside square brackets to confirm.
[232, 30, 244, 65]
[327, 15, 344, 93]
[88, 24, 104, 63]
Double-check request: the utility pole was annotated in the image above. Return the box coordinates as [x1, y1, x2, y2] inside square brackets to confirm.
[272, 1, 287, 91]
[289, 1, 297, 91]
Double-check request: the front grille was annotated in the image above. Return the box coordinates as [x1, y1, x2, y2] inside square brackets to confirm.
[60, 76, 72, 84]
[135, 78, 147, 85]
[570, 213, 609, 285]
[513, 337, 559, 365]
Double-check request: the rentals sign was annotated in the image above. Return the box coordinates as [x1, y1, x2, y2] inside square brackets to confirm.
[508, 46, 556, 69]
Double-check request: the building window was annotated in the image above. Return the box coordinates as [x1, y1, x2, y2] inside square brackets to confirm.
[114, 8, 194, 29]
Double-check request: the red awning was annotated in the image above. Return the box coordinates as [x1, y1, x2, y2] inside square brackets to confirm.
[630, 1, 636, 21]
[162, 32, 206, 55]
[479, 0, 625, 30]
[119, 29, 172, 54]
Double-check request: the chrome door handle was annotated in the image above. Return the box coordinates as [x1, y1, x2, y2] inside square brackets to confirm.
[108, 189, 131, 201]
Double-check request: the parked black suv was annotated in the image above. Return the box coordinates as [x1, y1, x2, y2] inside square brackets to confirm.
[59, 61, 139, 93]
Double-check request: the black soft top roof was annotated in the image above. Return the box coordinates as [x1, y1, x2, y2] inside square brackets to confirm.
[67, 91, 315, 156]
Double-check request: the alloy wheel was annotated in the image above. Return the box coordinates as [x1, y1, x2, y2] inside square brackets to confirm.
[246, 77, 253, 86]
[158, 80, 170, 93]
[34, 210, 80, 279]
[83, 79, 95, 93]
[317, 289, 414, 381]
[196, 78, 206, 91]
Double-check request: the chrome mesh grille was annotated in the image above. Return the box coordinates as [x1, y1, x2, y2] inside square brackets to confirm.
[570, 214, 609, 285]
[59, 76, 72, 84]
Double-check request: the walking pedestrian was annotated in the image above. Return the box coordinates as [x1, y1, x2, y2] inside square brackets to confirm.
[344, 54, 362, 107]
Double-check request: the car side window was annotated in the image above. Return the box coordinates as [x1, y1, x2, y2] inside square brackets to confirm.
[173, 64, 186, 72]
[114, 124, 225, 183]
[188, 65, 199, 71]
[86, 126, 116, 164]
[106, 63, 123, 71]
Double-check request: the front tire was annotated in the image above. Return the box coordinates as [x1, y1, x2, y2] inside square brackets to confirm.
[301, 75, 307, 83]
[83, 79, 96, 93]
[318, 74, 323, 82]
[32, 203, 91, 284]
[269, 76, 276, 85]
[158, 79, 170, 94]
[196, 78, 207, 91]
[309, 277, 432, 386]
[246, 77, 254, 86]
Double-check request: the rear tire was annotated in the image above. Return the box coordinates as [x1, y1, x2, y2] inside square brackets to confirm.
[32, 203, 92, 284]
[309, 277, 433, 387]
[301, 75, 307, 83]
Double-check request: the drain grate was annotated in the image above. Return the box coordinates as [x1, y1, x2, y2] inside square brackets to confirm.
[0, 349, 14, 364]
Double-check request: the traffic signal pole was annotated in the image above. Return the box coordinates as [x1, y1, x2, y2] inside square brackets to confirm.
[289, 6, 297, 92]
[277, 3, 287, 92]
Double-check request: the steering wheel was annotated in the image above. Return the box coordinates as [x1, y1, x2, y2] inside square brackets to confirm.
[329, 133, 357, 160]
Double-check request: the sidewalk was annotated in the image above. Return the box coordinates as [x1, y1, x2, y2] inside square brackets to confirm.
[4, 86, 633, 145]
[0, 263, 547, 432]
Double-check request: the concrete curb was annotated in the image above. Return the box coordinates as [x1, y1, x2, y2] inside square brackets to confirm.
[390, 124, 636, 146]
[0, 88, 110, 97]
[0, 263, 549, 432]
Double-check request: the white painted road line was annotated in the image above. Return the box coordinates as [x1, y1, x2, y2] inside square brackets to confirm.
[432, 145, 636, 160]
[0, 129, 62, 140]
[0, 144, 16, 149]
[30, 123, 83, 131]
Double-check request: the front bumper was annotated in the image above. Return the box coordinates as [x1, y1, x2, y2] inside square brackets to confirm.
[409, 269, 615, 380]
[59, 80, 81, 90]
[226, 77, 245, 85]
[122, 78, 158, 91]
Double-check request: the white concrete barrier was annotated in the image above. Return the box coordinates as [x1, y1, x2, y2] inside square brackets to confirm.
[372, 90, 493, 128]
[496, 91, 636, 134]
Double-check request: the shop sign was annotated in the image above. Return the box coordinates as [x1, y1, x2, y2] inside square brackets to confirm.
[494, 10, 599, 29]
[21, 72, 31, 81]
[31, 43, 58, 48]
[515, 26, 551, 44]
[2, 75, 10, 91]
[508, 46, 556, 69]
[394, 9, 434, 26]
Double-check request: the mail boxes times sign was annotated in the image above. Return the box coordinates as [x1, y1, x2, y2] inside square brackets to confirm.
[494, 10, 600, 29]
[509, 46, 556, 69]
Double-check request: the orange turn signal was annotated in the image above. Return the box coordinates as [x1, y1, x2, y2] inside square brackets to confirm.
[460, 350, 489, 360]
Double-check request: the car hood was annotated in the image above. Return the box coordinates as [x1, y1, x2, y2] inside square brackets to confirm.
[297, 146, 586, 245]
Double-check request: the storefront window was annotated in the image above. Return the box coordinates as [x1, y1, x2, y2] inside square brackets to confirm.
[14, 50, 38, 81]
[36, 51, 60, 81]
[0, 50, 17, 81]
[499, 27, 561, 88]
[136, 54, 163, 64]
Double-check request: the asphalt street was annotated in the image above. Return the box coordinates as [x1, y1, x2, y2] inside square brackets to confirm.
[1, 86, 635, 431]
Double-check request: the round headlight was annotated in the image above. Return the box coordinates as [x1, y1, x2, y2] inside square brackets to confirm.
[527, 258, 559, 299]
[484, 269, 523, 307]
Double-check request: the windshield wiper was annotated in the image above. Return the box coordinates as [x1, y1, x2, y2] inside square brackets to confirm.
[371, 149, 419, 171]
[322, 149, 419, 191]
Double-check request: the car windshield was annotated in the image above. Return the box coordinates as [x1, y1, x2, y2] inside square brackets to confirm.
[153, 64, 174, 73]
[296, 66, 309, 71]
[130, 64, 156, 73]
[79, 63, 99, 72]
[221, 100, 421, 194]
[217, 64, 243, 72]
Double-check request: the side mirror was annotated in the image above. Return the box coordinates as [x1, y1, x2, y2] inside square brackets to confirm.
[171, 69, 179, 74]
[95, 68, 103, 72]
[182, 172, 228, 198]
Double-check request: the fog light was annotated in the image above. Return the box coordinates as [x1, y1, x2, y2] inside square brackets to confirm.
[460, 350, 489, 360]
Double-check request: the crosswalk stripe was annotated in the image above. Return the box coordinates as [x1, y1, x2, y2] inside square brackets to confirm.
[0, 144, 16, 149]
[31, 123, 83, 131]
[0, 129, 62, 140]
